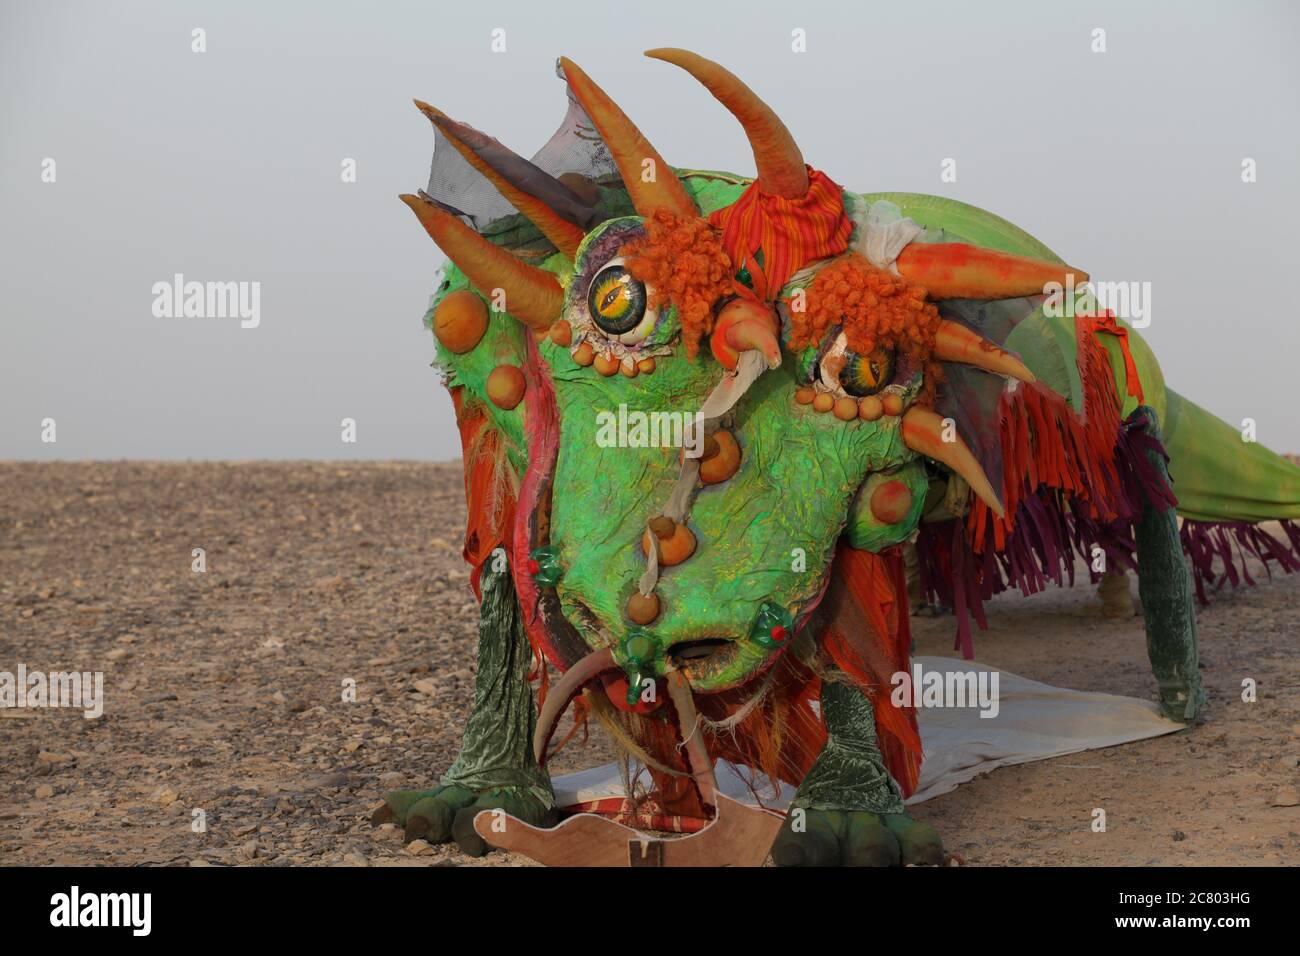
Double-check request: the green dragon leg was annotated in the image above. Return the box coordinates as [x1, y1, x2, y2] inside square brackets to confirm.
[373, 561, 557, 854]
[1134, 407, 1205, 722]
[771, 677, 943, 867]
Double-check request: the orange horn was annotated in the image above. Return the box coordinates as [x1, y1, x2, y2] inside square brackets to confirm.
[557, 56, 696, 220]
[896, 243, 1089, 301]
[934, 320, 1035, 383]
[399, 193, 563, 331]
[645, 48, 808, 199]
[901, 407, 1004, 518]
[414, 100, 588, 260]
[711, 298, 781, 370]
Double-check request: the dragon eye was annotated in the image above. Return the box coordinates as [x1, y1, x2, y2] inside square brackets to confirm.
[817, 333, 897, 399]
[839, 347, 895, 397]
[586, 260, 659, 345]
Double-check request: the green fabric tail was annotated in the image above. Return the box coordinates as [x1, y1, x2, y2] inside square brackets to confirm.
[1161, 390, 1300, 523]
[441, 564, 555, 808]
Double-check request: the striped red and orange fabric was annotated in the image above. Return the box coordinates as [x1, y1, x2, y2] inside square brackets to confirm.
[708, 166, 852, 302]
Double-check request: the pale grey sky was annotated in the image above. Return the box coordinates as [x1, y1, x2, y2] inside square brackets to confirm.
[2, 0, 1297, 460]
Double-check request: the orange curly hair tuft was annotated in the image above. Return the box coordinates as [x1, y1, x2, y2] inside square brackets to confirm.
[622, 209, 733, 359]
[790, 254, 945, 406]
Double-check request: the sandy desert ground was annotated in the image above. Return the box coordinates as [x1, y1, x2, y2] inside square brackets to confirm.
[1, 461, 1297, 867]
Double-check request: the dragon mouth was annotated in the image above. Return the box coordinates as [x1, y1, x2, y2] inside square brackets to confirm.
[665, 639, 738, 686]
[669, 637, 731, 661]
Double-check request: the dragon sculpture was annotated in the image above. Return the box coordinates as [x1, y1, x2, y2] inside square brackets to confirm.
[373, 50, 1300, 866]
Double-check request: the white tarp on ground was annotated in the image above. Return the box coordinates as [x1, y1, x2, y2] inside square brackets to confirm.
[552, 656, 1185, 812]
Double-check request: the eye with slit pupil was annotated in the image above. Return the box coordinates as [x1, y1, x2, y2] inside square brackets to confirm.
[839, 347, 895, 397]
[587, 265, 647, 336]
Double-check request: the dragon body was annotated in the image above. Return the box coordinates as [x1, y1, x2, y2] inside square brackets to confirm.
[375, 50, 1300, 866]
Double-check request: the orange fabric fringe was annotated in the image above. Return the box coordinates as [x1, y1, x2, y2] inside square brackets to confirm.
[966, 326, 1127, 552]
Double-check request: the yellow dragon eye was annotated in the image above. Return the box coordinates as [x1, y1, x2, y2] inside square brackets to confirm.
[840, 347, 896, 397]
[587, 265, 647, 336]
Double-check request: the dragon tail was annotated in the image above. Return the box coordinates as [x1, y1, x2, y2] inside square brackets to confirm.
[1161, 389, 1300, 601]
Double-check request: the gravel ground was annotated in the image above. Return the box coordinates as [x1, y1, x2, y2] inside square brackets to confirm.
[1, 461, 1296, 866]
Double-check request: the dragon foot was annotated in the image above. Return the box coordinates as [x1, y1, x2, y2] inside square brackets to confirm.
[770, 808, 944, 867]
[372, 785, 556, 857]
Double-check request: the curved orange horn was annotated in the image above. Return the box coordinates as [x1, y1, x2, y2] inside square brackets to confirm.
[557, 57, 696, 220]
[896, 242, 1089, 301]
[400, 194, 562, 330]
[901, 406, 1004, 518]
[934, 320, 1036, 383]
[645, 48, 808, 199]
[414, 100, 588, 260]
[711, 298, 781, 370]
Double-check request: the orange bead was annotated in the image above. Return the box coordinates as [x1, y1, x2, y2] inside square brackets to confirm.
[858, 395, 884, 421]
[626, 592, 660, 625]
[549, 319, 572, 347]
[594, 353, 620, 377]
[833, 397, 859, 421]
[637, 357, 656, 375]
[794, 387, 816, 405]
[882, 392, 904, 417]
[642, 520, 697, 567]
[620, 358, 639, 378]
[812, 393, 834, 413]
[573, 341, 595, 366]
[699, 429, 741, 484]
[433, 290, 488, 354]
[486, 365, 526, 410]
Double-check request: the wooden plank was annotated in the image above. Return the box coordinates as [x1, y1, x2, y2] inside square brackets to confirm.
[473, 794, 784, 867]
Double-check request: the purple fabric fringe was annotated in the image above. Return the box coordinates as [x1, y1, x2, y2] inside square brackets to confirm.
[1179, 518, 1300, 605]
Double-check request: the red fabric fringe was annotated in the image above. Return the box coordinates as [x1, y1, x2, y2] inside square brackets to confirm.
[817, 544, 923, 797]
[450, 386, 516, 600]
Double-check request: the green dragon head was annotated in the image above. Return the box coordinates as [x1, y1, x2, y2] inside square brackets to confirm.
[403, 50, 1084, 757]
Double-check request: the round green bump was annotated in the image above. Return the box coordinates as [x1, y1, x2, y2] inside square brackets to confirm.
[624, 632, 655, 665]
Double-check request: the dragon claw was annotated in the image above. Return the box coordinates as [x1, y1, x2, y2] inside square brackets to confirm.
[771, 808, 944, 867]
